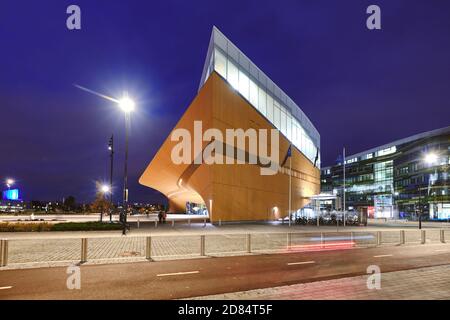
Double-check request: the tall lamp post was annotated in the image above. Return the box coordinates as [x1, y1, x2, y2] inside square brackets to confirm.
[74, 84, 135, 234]
[421, 152, 438, 229]
[118, 95, 135, 235]
[100, 185, 110, 222]
[343, 147, 346, 227]
[108, 135, 114, 222]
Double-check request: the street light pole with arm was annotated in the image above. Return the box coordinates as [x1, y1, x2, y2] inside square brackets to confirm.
[118, 95, 135, 235]
[108, 135, 114, 222]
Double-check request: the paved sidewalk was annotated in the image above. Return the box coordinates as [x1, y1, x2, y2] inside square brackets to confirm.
[191, 264, 450, 300]
[2, 220, 449, 240]
[1, 225, 449, 269]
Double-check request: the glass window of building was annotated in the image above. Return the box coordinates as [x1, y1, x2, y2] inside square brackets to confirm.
[258, 87, 266, 116]
[249, 79, 258, 107]
[287, 114, 292, 141]
[266, 94, 274, 124]
[238, 70, 250, 100]
[273, 101, 280, 130]
[280, 109, 287, 137]
[227, 59, 239, 90]
[214, 49, 227, 78]
[202, 30, 321, 168]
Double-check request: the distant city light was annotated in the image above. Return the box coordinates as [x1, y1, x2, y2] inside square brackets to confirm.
[6, 178, 15, 189]
[3, 189, 19, 200]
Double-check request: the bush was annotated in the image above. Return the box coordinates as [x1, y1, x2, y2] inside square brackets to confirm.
[0, 221, 122, 232]
[51, 222, 123, 231]
[0, 222, 52, 232]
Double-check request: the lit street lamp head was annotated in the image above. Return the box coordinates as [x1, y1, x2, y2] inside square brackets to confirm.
[101, 185, 110, 194]
[118, 96, 135, 113]
[424, 153, 438, 165]
[6, 178, 14, 188]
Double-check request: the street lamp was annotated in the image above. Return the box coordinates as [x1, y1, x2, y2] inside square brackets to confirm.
[118, 96, 135, 113]
[99, 184, 110, 223]
[418, 152, 439, 229]
[117, 94, 135, 235]
[101, 185, 110, 194]
[424, 153, 438, 166]
[108, 135, 114, 223]
[6, 178, 14, 190]
[73, 84, 135, 234]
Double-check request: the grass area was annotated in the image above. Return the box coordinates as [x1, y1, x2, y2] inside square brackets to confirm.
[0, 221, 123, 232]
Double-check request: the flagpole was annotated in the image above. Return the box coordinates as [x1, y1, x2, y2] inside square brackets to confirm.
[289, 146, 292, 227]
[343, 147, 346, 227]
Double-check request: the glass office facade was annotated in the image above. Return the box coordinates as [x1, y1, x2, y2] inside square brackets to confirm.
[199, 27, 320, 167]
[321, 126, 450, 220]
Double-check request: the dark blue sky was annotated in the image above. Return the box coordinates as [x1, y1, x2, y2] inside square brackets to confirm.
[1, 1, 449, 204]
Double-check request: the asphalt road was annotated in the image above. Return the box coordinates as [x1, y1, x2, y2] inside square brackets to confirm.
[0, 243, 449, 299]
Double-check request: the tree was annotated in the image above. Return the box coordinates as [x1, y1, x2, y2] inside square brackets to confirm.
[64, 196, 76, 212]
[90, 194, 111, 213]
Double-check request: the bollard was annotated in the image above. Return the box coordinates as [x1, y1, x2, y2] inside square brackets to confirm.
[81, 238, 88, 263]
[0, 240, 3, 267]
[440, 229, 445, 243]
[246, 234, 251, 253]
[287, 233, 292, 249]
[320, 233, 324, 249]
[376, 231, 381, 246]
[421, 230, 426, 244]
[146, 237, 152, 260]
[171, 220, 175, 227]
[3, 240, 8, 267]
[0, 239, 8, 267]
[219, 219, 222, 227]
[137, 218, 140, 229]
[400, 230, 405, 245]
[200, 235, 205, 256]
[154, 220, 158, 228]
[350, 232, 354, 244]
[188, 219, 191, 226]
[203, 218, 206, 227]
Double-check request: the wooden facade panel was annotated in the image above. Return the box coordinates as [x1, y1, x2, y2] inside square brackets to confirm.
[140, 72, 320, 222]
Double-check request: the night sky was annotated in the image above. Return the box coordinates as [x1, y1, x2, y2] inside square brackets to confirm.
[1, 0, 449, 204]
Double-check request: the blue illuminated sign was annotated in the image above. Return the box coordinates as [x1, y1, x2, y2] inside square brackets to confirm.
[2, 189, 19, 200]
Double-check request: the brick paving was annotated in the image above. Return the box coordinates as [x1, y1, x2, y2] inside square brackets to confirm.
[191, 265, 450, 300]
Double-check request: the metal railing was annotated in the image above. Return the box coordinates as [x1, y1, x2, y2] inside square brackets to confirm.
[135, 217, 208, 228]
[0, 229, 447, 268]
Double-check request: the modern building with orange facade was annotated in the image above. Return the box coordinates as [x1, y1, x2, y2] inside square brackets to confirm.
[139, 27, 321, 222]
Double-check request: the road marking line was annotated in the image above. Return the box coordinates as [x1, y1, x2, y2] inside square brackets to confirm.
[0, 286, 13, 290]
[287, 261, 315, 266]
[434, 249, 449, 252]
[156, 271, 199, 277]
[373, 254, 393, 258]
